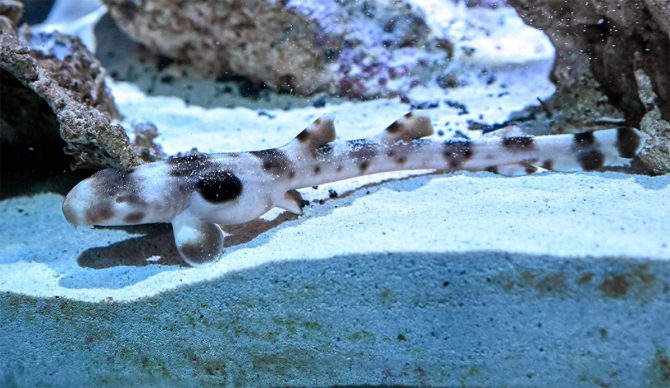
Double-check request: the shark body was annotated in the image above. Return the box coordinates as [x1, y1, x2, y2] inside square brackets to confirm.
[62, 112, 644, 265]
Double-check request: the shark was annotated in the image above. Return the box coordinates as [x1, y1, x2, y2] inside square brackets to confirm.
[62, 112, 644, 266]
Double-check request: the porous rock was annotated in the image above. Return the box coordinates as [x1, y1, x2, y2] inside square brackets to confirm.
[635, 69, 670, 174]
[103, 0, 447, 98]
[0, 15, 141, 181]
[508, 0, 670, 125]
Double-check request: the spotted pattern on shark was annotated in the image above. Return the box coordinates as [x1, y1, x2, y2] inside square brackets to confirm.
[62, 112, 646, 266]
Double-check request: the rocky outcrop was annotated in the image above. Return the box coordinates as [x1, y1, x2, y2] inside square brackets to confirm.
[102, 0, 449, 98]
[635, 69, 670, 174]
[509, 0, 669, 123]
[0, 15, 141, 183]
[508, 0, 670, 174]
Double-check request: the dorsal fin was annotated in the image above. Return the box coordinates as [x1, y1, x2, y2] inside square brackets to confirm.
[291, 115, 337, 152]
[381, 112, 434, 143]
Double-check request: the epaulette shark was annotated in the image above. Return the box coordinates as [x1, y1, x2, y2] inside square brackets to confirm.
[62, 112, 645, 266]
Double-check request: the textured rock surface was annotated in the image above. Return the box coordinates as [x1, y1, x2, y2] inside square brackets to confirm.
[635, 69, 670, 174]
[509, 0, 670, 124]
[0, 15, 140, 181]
[506, 0, 670, 174]
[102, 0, 448, 98]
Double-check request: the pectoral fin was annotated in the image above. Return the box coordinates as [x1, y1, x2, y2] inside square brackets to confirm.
[172, 211, 226, 266]
[275, 190, 305, 215]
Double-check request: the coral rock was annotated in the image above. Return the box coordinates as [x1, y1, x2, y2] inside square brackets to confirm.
[103, 0, 445, 98]
[0, 16, 141, 183]
[509, 0, 670, 124]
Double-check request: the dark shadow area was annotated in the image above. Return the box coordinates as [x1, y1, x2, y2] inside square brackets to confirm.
[77, 223, 183, 268]
[0, 67, 82, 198]
[77, 211, 301, 269]
[0, 170, 92, 200]
[19, 0, 55, 25]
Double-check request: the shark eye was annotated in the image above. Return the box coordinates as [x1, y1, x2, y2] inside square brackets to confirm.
[196, 170, 243, 203]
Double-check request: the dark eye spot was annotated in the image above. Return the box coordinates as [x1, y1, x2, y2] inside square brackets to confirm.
[196, 171, 243, 203]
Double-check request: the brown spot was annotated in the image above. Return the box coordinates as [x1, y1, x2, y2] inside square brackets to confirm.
[404, 112, 413, 118]
[313, 165, 321, 174]
[115, 193, 147, 207]
[386, 121, 401, 133]
[250, 149, 290, 176]
[396, 156, 407, 164]
[285, 189, 304, 210]
[616, 127, 641, 158]
[524, 164, 538, 174]
[485, 166, 498, 174]
[598, 328, 608, 340]
[442, 140, 473, 168]
[348, 139, 377, 168]
[386, 149, 396, 157]
[296, 129, 309, 142]
[288, 170, 296, 179]
[123, 212, 145, 224]
[502, 136, 535, 151]
[535, 273, 566, 294]
[86, 202, 113, 224]
[578, 150, 605, 171]
[573, 131, 595, 147]
[576, 272, 594, 285]
[301, 118, 336, 155]
[336, 165, 343, 172]
[599, 275, 629, 298]
[653, 350, 670, 383]
[541, 160, 554, 170]
[168, 153, 214, 177]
